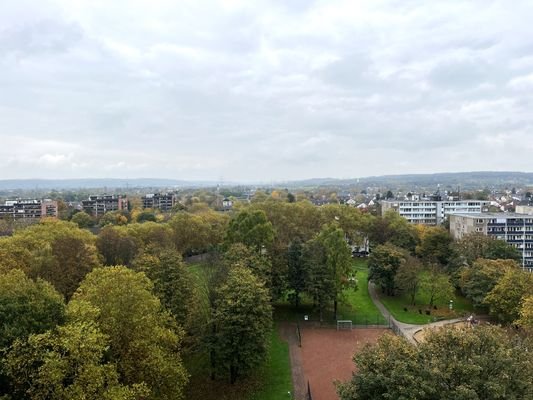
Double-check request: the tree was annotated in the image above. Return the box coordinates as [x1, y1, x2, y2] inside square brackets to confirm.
[97, 226, 139, 266]
[71, 211, 94, 228]
[450, 234, 521, 269]
[317, 223, 352, 320]
[169, 211, 229, 255]
[132, 248, 195, 329]
[459, 259, 518, 306]
[4, 316, 147, 400]
[0, 269, 65, 350]
[368, 243, 408, 296]
[136, 211, 157, 223]
[211, 267, 272, 384]
[0, 220, 102, 299]
[368, 211, 419, 253]
[223, 243, 272, 288]
[415, 226, 452, 265]
[70, 267, 188, 400]
[225, 209, 274, 251]
[338, 326, 533, 400]
[287, 239, 307, 307]
[394, 259, 422, 305]
[517, 295, 533, 329]
[484, 268, 533, 324]
[303, 237, 335, 322]
[421, 267, 454, 307]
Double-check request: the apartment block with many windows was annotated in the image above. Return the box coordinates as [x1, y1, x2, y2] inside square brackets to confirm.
[0, 199, 58, 220]
[142, 193, 177, 212]
[449, 213, 533, 271]
[82, 195, 128, 217]
[381, 200, 489, 225]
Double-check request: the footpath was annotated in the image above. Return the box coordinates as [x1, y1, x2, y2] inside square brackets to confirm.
[368, 281, 464, 344]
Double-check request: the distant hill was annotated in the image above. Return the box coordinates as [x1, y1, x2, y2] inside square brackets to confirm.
[1, 171, 532, 190]
[284, 171, 533, 190]
[0, 178, 219, 190]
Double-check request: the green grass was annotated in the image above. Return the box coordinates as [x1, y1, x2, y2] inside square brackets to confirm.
[184, 326, 293, 400]
[184, 263, 293, 400]
[378, 284, 475, 325]
[250, 328, 293, 400]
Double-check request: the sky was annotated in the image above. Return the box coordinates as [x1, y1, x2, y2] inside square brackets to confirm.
[1, 0, 533, 182]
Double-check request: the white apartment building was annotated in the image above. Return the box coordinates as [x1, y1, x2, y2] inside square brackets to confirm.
[381, 200, 489, 225]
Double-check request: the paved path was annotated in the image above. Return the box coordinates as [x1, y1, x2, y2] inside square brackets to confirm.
[367, 281, 464, 344]
[279, 323, 306, 400]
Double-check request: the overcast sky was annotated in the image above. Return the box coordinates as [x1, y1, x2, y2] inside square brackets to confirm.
[1, 0, 533, 182]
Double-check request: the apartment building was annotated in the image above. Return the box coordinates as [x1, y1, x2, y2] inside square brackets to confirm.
[449, 213, 533, 271]
[82, 195, 128, 217]
[0, 199, 58, 219]
[142, 193, 177, 212]
[381, 200, 489, 225]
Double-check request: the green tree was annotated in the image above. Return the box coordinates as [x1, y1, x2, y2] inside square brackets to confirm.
[211, 267, 272, 384]
[71, 211, 94, 228]
[317, 223, 352, 319]
[70, 267, 188, 400]
[0, 219, 102, 298]
[338, 325, 533, 400]
[303, 237, 335, 322]
[0, 269, 65, 350]
[394, 259, 423, 305]
[97, 226, 139, 266]
[421, 267, 454, 307]
[136, 211, 157, 223]
[484, 268, 533, 324]
[225, 209, 274, 251]
[450, 234, 521, 269]
[222, 243, 272, 294]
[459, 259, 518, 306]
[287, 239, 307, 307]
[368, 243, 408, 296]
[415, 226, 452, 265]
[368, 211, 419, 253]
[132, 248, 195, 329]
[4, 316, 147, 400]
[517, 295, 533, 329]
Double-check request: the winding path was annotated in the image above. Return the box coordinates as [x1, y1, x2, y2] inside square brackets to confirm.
[367, 281, 464, 344]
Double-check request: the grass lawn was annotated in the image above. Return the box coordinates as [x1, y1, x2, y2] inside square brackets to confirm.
[184, 326, 293, 400]
[274, 259, 387, 325]
[185, 263, 293, 400]
[378, 284, 475, 325]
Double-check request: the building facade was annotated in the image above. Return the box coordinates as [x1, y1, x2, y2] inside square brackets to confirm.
[0, 199, 58, 220]
[449, 213, 533, 271]
[82, 195, 128, 217]
[381, 200, 490, 225]
[142, 193, 177, 212]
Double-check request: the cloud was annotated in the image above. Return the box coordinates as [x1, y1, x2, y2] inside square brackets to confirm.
[0, 0, 532, 181]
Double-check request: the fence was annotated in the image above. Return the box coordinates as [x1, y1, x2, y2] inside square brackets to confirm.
[347, 314, 390, 328]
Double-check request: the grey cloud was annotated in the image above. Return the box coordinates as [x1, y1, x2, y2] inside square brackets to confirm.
[0, 0, 533, 181]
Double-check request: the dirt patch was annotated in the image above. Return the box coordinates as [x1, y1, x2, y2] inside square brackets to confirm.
[298, 327, 387, 400]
